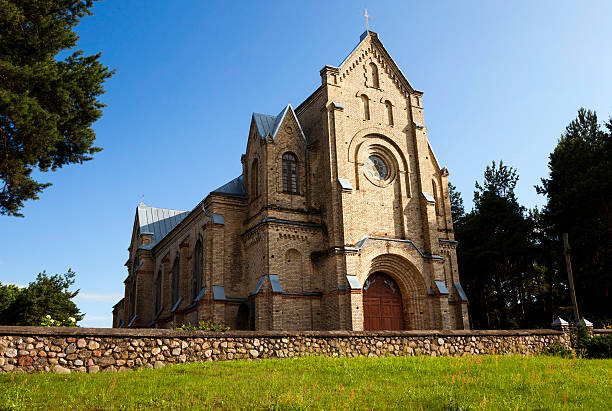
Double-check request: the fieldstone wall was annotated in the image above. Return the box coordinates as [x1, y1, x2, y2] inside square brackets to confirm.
[0, 327, 569, 374]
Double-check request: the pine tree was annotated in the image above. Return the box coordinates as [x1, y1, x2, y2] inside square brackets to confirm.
[457, 161, 537, 329]
[537, 108, 612, 325]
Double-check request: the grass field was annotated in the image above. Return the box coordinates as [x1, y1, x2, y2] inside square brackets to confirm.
[1, 355, 610, 410]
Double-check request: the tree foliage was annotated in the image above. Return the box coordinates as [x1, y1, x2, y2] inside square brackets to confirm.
[448, 182, 465, 227]
[456, 161, 539, 329]
[454, 109, 612, 329]
[0, 0, 114, 216]
[537, 108, 612, 324]
[0, 269, 83, 325]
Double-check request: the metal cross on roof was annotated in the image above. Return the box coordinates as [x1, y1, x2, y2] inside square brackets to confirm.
[363, 8, 371, 31]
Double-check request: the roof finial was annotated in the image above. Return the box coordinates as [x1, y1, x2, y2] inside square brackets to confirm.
[362, 8, 371, 31]
[139, 194, 145, 206]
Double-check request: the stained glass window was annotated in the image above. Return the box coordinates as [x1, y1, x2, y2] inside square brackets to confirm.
[366, 155, 388, 180]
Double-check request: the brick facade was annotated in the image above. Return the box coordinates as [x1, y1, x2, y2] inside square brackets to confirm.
[114, 31, 470, 331]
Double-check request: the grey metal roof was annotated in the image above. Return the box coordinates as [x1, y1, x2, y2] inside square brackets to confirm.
[170, 297, 183, 313]
[434, 280, 450, 295]
[344, 236, 445, 261]
[212, 286, 226, 301]
[346, 275, 362, 290]
[211, 175, 246, 197]
[203, 213, 225, 226]
[422, 192, 436, 204]
[454, 282, 468, 302]
[137, 202, 189, 248]
[269, 274, 284, 293]
[252, 276, 267, 295]
[194, 286, 206, 302]
[253, 112, 279, 138]
[551, 317, 568, 327]
[212, 285, 246, 302]
[338, 178, 353, 190]
[252, 104, 307, 142]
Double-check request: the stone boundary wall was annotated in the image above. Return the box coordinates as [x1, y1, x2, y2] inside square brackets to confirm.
[0, 326, 571, 374]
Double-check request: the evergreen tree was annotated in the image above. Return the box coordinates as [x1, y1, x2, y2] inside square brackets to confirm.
[537, 108, 612, 325]
[456, 161, 538, 329]
[448, 182, 465, 227]
[0, 0, 114, 216]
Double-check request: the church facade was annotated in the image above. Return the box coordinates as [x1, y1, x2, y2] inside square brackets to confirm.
[112, 31, 470, 331]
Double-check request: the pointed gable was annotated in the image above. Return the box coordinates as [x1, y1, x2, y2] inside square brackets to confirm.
[335, 30, 420, 96]
[252, 104, 307, 143]
[136, 202, 188, 249]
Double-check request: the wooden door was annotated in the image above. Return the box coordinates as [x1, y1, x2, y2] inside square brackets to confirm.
[363, 272, 404, 330]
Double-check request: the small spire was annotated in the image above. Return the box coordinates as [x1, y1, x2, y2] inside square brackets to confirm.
[139, 194, 145, 206]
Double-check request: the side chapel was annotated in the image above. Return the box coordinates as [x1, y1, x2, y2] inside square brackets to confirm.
[112, 31, 470, 331]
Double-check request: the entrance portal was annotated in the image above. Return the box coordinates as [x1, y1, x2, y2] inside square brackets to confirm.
[363, 272, 404, 330]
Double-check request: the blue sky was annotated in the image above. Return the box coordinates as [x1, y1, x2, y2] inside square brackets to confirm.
[1, 1, 611, 327]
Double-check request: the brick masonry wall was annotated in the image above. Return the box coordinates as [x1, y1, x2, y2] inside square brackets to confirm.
[0, 327, 572, 374]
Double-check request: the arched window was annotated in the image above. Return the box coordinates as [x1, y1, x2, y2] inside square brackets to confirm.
[191, 238, 204, 301]
[369, 62, 379, 88]
[361, 94, 370, 120]
[171, 254, 180, 306]
[250, 159, 259, 197]
[129, 278, 136, 319]
[153, 269, 162, 316]
[282, 152, 298, 194]
[385, 100, 394, 126]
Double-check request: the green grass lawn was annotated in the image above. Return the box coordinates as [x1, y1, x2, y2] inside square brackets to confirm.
[1, 355, 610, 410]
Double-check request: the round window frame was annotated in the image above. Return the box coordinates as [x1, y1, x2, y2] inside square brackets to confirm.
[363, 147, 396, 187]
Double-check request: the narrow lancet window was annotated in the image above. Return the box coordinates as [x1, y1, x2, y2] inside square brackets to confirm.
[432, 180, 440, 215]
[361, 94, 370, 120]
[191, 239, 203, 301]
[282, 152, 298, 194]
[129, 278, 136, 319]
[171, 254, 180, 305]
[385, 100, 394, 126]
[369, 62, 379, 88]
[153, 269, 162, 316]
[251, 159, 259, 197]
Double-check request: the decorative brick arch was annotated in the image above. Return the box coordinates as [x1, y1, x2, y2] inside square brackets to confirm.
[347, 129, 410, 195]
[366, 253, 429, 330]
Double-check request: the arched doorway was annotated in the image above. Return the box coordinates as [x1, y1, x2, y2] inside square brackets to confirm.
[236, 303, 252, 330]
[363, 272, 404, 330]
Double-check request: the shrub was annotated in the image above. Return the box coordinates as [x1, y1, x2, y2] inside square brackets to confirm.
[571, 325, 612, 359]
[542, 341, 574, 358]
[175, 320, 229, 332]
[582, 335, 612, 359]
[40, 314, 77, 327]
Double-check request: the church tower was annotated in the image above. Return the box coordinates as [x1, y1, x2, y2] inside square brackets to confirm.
[292, 30, 469, 330]
[115, 30, 469, 331]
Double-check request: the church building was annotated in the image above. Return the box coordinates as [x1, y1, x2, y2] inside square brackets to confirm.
[112, 31, 470, 331]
